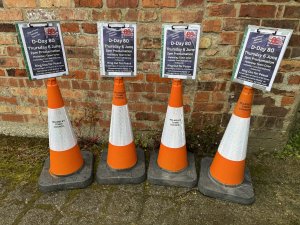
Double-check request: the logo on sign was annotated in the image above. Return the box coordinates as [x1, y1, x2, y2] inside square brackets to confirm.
[121, 28, 133, 37]
[44, 27, 58, 38]
[184, 30, 197, 39]
[268, 35, 285, 46]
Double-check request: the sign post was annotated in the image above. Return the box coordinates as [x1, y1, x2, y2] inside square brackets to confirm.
[96, 22, 146, 185]
[148, 24, 201, 188]
[198, 25, 293, 204]
[17, 21, 94, 192]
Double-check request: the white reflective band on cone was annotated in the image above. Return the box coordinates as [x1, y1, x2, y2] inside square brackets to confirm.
[218, 114, 250, 161]
[161, 106, 186, 148]
[109, 105, 134, 146]
[48, 107, 77, 151]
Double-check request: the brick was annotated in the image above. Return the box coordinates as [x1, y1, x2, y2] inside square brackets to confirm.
[152, 103, 167, 113]
[146, 74, 168, 83]
[202, 19, 222, 32]
[180, 0, 204, 6]
[195, 92, 210, 102]
[202, 58, 233, 69]
[125, 9, 158, 22]
[63, 35, 76, 46]
[82, 23, 97, 34]
[6, 46, 21, 57]
[220, 32, 237, 45]
[40, 0, 72, 7]
[161, 9, 203, 23]
[92, 9, 122, 21]
[0, 9, 23, 21]
[0, 23, 15, 32]
[263, 106, 289, 117]
[0, 58, 19, 67]
[223, 18, 260, 31]
[69, 70, 86, 79]
[194, 103, 224, 112]
[107, 0, 138, 8]
[0, 69, 5, 76]
[288, 75, 300, 85]
[291, 48, 300, 58]
[208, 4, 236, 17]
[138, 24, 161, 37]
[280, 60, 300, 72]
[130, 83, 154, 92]
[6, 69, 27, 77]
[137, 50, 156, 62]
[135, 112, 159, 121]
[212, 92, 227, 102]
[129, 103, 151, 112]
[0, 96, 17, 104]
[76, 36, 98, 47]
[253, 96, 275, 106]
[239, 5, 276, 18]
[1, 114, 24, 122]
[284, 6, 300, 18]
[66, 47, 93, 58]
[4, 0, 36, 7]
[61, 23, 80, 33]
[140, 37, 161, 49]
[0, 0, 2, 7]
[281, 96, 294, 106]
[289, 35, 300, 47]
[197, 82, 227, 91]
[57, 9, 88, 21]
[261, 20, 299, 30]
[142, 0, 176, 7]
[74, 0, 102, 7]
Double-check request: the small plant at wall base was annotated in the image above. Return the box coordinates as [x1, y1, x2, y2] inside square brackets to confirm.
[186, 124, 222, 158]
[275, 128, 300, 159]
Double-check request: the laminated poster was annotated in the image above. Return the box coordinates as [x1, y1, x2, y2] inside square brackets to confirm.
[17, 22, 68, 80]
[232, 25, 293, 91]
[161, 24, 201, 80]
[98, 22, 137, 77]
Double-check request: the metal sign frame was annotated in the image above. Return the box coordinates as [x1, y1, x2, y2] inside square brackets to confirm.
[232, 25, 293, 91]
[16, 21, 68, 80]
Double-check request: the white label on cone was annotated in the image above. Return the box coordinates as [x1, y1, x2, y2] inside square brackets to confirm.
[218, 114, 250, 161]
[48, 107, 77, 151]
[109, 104, 134, 146]
[161, 106, 186, 148]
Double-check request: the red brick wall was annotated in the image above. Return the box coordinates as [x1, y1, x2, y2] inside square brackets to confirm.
[0, 0, 299, 151]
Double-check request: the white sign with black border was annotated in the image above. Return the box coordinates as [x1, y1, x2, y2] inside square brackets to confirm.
[232, 25, 292, 91]
[161, 24, 201, 80]
[16, 21, 68, 80]
[98, 22, 137, 77]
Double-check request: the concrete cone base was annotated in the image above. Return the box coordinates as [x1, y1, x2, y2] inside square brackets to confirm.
[38, 151, 94, 193]
[96, 147, 146, 184]
[147, 151, 197, 188]
[198, 157, 255, 205]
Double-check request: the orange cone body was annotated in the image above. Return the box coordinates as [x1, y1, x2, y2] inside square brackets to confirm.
[210, 86, 254, 185]
[47, 78, 84, 176]
[157, 79, 188, 172]
[107, 77, 137, 170]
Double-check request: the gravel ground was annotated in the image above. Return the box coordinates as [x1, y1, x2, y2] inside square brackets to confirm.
[0, 135, 299, 225]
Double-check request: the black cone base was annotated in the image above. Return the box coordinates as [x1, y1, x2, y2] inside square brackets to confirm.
[198, 157, 255, 205]
[38, 151, 94, 192]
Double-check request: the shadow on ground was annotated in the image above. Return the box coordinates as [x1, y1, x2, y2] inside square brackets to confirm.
[0, 135, 299, 225]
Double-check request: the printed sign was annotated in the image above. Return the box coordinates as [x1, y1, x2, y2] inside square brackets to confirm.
[232, 25, 292, 91]
[16, 22, 68, 80]
[98, 23, 137, 77]
[161, 24, 201, 79]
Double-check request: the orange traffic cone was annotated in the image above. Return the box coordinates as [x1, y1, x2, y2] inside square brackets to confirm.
[198, 85, 255, 204]
[148, 79, 197, 188]
[38, 78, 94, 192]
[96, 77, 145, 184]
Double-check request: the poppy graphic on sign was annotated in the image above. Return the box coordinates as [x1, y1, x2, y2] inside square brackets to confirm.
[184, 30, 197, 40]
[121, 28, 134, 37]
[268, 35, 285, 47]
[44, 27, 58, 38]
